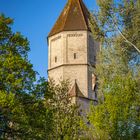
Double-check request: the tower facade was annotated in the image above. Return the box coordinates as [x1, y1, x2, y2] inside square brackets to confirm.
[48, 0, 99, 110]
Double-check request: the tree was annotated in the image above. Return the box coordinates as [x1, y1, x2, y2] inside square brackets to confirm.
[46, 80, 81, 140]
[0, 14, 36, 94]
[0, 80, 53, 140]
[0, 14, 54, 139]
[91, 0, 140, 62]
[0, 91, 29, 139]
[0, 14, 35, 138]
[0, 14, 81, 139]
[88, 46, 140, 140]
[86, 0, 140, 139]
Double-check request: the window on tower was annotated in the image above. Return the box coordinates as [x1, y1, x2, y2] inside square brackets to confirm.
[74, 53, 77, 59]
[55, 56, 57, 63]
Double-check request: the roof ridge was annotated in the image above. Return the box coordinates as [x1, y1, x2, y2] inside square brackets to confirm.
[80, 0, 91, 27]
[77, 0, 88, 30]
[63, 0, 72, 30]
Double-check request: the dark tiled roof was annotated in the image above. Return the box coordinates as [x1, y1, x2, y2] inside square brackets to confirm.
[68, 80, 85, 98]
[48, 0, 91, 37]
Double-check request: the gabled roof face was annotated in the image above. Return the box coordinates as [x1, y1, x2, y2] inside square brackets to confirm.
[68, 81, 85, 98]
[48, 0, 91, 37]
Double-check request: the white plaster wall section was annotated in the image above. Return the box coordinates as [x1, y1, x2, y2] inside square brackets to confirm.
[48, 66, 64, 84]
[67, 31, 87, 64]
[63, 33, 67, 64]
[49, 33, 63, 69]
[63, 65, 88, 97]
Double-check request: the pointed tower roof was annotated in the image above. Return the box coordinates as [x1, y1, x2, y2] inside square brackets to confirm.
[69, 80, 85, 98]
[48, 0, 91, 37]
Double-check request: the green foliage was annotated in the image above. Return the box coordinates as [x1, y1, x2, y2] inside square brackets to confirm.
[0, 14, 36, 94]
[0, 14, 53, 139]
[88, 46, 140, 140]
[0, 91, 29, 139]
[0, 14, 81, 139]
[88, 0, 140, 139]
[91, 0, 140, 61]
[46, 80, 81, 140]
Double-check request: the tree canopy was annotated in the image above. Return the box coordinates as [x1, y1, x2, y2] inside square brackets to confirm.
[0, 14, 80, 139]
[87, 0, 140, 139]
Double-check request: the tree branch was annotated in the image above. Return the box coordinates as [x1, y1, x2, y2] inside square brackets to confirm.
[111, 15, 140, 54]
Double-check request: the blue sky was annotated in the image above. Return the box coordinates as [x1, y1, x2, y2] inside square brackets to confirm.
[0, 0, 98, 79]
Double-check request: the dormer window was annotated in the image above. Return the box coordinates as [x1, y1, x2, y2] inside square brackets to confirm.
[55, 56, 57, 63]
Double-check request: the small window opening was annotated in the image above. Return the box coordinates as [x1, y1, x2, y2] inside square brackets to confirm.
[92, 74, 96, 90]
[55, 56, 57, 63]
[74, 53, 77, 59]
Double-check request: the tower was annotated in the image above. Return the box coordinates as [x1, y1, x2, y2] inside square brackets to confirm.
[48, 0, 99, 110]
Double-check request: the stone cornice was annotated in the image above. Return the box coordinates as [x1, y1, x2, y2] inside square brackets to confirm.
[48, 63, 95, 72]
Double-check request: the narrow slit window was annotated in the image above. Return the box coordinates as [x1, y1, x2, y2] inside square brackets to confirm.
[74, 53, 77, 59]
[55, 56, 57, 63]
